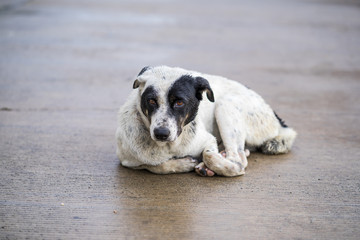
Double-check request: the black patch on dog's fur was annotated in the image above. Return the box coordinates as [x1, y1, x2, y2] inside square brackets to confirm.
[138, 66, 151, 76]
[140, 86, 158, 121]
[167, 75, 213, 133]
[274, 111, 288, 128]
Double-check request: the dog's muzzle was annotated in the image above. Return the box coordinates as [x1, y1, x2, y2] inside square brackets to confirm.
[153, 127, 170, 141]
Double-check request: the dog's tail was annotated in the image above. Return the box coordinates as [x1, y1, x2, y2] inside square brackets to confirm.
[260, 113, 297, 154]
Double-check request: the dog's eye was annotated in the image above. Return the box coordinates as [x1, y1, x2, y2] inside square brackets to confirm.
[175, 100, 184, 107]
[148, 99, 156, 106]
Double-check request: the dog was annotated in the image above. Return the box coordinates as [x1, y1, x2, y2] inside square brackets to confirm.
[116, 66, 297, 177]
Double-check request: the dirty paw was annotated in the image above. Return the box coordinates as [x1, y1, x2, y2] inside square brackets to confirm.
[195, 162, 215, 177]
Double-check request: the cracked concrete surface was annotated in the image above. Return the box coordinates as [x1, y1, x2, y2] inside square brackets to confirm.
[1, 0, 360, 239]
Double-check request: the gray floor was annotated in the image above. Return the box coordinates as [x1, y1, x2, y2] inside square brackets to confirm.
[1, 0, 359, 239]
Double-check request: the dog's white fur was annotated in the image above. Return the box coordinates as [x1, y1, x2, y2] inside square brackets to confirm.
[116, 66, 297, 176]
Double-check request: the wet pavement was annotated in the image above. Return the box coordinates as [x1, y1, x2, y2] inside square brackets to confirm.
[1, 0, 360, 239]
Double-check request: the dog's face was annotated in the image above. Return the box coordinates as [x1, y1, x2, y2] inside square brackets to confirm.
[133, 66, 214, 144]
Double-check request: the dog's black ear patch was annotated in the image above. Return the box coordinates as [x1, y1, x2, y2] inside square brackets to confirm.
[195, 76, 215, 102]
[138, 66, 151, 77]
[133, 66, 151, 89]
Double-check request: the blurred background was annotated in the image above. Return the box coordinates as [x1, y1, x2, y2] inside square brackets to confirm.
[1, 0, 359, 111]
[1, 0, 359, 239]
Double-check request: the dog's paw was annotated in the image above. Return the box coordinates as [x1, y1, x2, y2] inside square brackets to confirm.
[172, 157, 199, 173]
[202, 150, 246, 177]
[195, 162, 215, 177]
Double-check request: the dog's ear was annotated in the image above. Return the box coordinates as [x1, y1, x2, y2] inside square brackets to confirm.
[138, 66, 151, 77]
[194, 76, 215, 102]
[133, 78, 144, 89]
[133, 66, 151, 89]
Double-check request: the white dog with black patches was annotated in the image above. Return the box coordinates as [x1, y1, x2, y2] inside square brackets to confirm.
[116, 66, 297, 177]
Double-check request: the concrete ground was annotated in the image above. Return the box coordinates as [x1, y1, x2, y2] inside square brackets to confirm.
[1, 0, 359, 239]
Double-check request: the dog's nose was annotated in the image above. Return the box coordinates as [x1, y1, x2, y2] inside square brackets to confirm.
[154, 127, 170, 141]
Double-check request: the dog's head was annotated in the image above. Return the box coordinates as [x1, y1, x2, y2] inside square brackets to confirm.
[133, 66, 214, 144]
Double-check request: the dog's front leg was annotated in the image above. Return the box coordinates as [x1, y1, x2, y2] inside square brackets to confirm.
[134, 157, 199, 174]
[195, 100, 251, 177]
